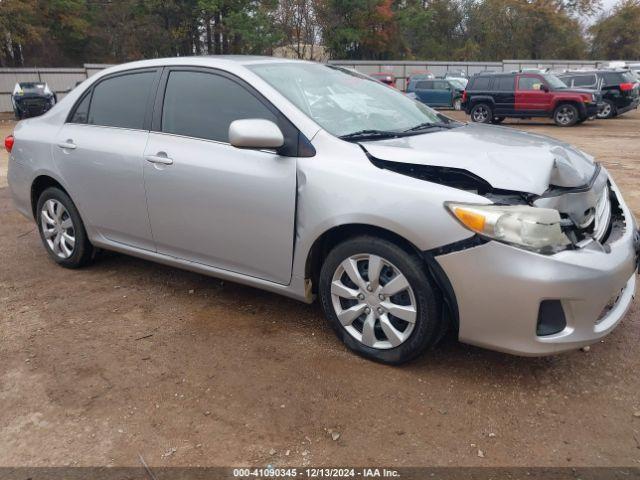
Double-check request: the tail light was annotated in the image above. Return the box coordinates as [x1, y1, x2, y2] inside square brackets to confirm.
[462, 90, 467, 102]
[619, 82, 634, 91]
[4, 135, 14, 153]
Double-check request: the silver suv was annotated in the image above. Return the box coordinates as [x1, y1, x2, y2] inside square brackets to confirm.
[7, 57, 638, 364]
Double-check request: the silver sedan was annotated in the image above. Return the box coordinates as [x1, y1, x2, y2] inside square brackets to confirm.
[7, 56, 639, 364]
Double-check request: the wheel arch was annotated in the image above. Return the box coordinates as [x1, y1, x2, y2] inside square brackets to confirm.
[552, 98, 585, 117]
[304, 223, 459, 332]
[30, 175, 69, 219]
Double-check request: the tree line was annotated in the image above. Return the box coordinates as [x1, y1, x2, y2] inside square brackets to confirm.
[0, 0, 639, 67]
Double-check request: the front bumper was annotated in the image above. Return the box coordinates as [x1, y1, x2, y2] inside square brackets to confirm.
[436, 180, 637, 356]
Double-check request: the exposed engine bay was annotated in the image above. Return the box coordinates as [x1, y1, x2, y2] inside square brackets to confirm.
[368, 156, 622, 250]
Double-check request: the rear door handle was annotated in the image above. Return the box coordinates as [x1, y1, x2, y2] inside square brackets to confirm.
[57, 141, 76, 150]
[145, 154, 173, 165]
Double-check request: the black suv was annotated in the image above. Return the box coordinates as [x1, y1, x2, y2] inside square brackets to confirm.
[462, 72, 600, 126]
[557, 69, 639, 119]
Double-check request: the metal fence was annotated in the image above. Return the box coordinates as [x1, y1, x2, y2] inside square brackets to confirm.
[327, 59, 630, 90]
[0, 59, 638, 111]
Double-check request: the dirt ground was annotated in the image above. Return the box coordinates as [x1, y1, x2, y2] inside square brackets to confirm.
[1, 110, 640, 468]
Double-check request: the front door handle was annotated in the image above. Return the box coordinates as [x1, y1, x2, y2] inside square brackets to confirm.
[145, 154, 173, 165]
[57, 140, 77, 150]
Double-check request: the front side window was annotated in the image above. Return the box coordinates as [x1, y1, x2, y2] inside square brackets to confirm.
[161, 70, 276, 143]
[249, 63, 443, 137]
[518, 76, 546, 91]
[415, 81, 433, 90]
[88, 71, 156, 129]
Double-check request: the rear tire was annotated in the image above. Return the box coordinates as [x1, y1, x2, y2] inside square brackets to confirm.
[597, 99, 616, 119]
[36, 187, 94, 268]
[470, 103, 492, 123]
[553, 103, 579, 127]
[319, 236, 443, 365]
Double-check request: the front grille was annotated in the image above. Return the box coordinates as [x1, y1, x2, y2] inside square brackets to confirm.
[17, 97, 49, 115]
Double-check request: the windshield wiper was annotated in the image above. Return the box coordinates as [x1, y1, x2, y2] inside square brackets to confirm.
[403, 121, 459, 133]
[338, 129, 403, 141]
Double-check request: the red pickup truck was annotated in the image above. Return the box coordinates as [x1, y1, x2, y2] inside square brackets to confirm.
[462, 72, 600, 126]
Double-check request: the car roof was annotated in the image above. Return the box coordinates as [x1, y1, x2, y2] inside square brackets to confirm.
[93, 55, 316, 78]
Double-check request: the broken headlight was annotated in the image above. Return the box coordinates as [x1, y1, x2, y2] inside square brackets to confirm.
[445, 202, 571, 252]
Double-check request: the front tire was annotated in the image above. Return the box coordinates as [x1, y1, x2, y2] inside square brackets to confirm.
[36, 187, 94, 268]
[319, 236, 443, 365]
[470, 103, 492, 123]
[553, 103, 579, 127]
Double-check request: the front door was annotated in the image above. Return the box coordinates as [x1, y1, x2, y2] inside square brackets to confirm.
[52, 69, 158, 250]
[516, 74, 552, 114]
[142, 69, 297, 285]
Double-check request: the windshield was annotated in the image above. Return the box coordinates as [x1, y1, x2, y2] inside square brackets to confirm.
[543, 75, 568, 89]
[249, 63, 444, 137]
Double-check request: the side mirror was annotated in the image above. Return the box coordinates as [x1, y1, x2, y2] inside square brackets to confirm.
[541, 84, 550, 93]
[229, 119, 284, 150]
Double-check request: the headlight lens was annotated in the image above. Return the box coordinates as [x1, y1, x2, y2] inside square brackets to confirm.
[446, 202, 571, 252]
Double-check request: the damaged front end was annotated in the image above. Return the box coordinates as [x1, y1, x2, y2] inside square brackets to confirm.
[368, 155, 622, 254]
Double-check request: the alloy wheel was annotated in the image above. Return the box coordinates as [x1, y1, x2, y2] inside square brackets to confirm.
[472, 105, 489, 122]
[598, 103, 612, 119]
[555, 106, 576, 125]
[453, 99, 462, 110]
[41, 199, 76, 259]
[330, 253, 417, 349]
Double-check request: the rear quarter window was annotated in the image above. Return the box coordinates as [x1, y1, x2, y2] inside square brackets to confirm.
[469, 76, 492, 91]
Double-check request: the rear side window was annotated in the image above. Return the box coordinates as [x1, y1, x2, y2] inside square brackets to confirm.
[88, 71, 156, 129]
[494, 76, 515, 91]
[572, 74, 597, 87]
[433, 81, 449, 89]
[161, 70, 277, 143]
[470, 76, 491, 90]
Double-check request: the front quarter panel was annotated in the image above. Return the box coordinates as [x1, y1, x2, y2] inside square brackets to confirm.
[292, 130, 487, 281]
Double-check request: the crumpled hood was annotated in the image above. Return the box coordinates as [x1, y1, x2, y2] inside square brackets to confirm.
[360, 123, 597, 195]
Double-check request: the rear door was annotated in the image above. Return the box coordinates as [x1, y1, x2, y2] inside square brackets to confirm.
[432, 80, 453, 106]
[492, 76, 515, 115]
[515, 74, 552, 114]
[142, 68, 298, 284]
[414, 80, 436, 105]
[52, 69, 159, 251]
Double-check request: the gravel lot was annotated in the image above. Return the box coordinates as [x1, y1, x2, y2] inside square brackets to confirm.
[1, 110, 640, 468]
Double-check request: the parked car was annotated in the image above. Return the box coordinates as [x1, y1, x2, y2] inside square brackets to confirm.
[7, 57, 638, 364]
[557, 69, 639, 119]
[370, 72, 397, 88]
[463, 72, 600, 126]
[407, 71, 435, 82]
[444, 71, 468, 89]
[406, 78, 464, 110]
[11, 82, 57, 119]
